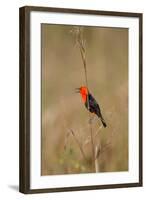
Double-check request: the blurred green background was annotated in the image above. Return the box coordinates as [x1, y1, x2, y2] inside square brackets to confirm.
[41, 24, 128, 175]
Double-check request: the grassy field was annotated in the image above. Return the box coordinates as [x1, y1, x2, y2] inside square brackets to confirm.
[41, 24, 128, 175]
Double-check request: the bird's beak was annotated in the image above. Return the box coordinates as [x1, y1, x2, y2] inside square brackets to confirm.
[75, 87, 80, 93]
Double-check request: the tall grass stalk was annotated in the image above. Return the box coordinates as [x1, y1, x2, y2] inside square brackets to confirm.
[72, 27, 102, 172]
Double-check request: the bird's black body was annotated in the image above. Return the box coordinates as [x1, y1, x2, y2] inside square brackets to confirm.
[85, 93, 107, 127]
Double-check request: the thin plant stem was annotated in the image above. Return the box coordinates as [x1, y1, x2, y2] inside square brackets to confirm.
[95, 145, 100, 172]
[89, 120, 95, 161]
[75, 27, 95, 166]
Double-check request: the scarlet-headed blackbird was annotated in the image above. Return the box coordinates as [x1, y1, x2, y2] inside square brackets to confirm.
[76, 86, 107, 127]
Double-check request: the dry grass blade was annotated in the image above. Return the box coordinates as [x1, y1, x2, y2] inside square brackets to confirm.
[64, 131, 71, 150]
[84, 124, 103, 146]
[98, 141, 112, 158]
[67, 129, 87, 161]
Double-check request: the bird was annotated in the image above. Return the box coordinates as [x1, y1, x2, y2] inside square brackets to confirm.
[75, 86, 107, 127]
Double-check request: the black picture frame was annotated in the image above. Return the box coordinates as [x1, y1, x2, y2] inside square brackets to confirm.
[19, 6, 143, 194]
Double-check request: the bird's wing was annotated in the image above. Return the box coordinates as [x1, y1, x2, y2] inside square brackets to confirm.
[88, 93, 101, 115]
[88, 93, 98, 107]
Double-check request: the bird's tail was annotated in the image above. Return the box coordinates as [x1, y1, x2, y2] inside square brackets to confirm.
[100, 117, 107, 128]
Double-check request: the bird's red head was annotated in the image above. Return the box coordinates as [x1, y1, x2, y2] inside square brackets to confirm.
[75, 86, 88, 103]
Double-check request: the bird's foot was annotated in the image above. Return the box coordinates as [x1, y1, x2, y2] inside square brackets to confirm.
[88, 118, 92, 124]
[88, 115, 96, 124]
